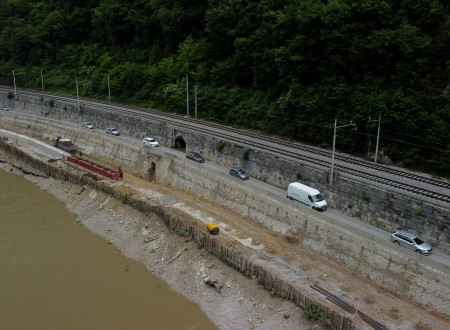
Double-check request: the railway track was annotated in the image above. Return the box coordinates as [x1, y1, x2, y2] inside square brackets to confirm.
[2, 86, 449, 205]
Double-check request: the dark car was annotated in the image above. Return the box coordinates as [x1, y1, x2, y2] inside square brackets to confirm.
[229, 167, 249, 180]
[186, 152, 204, 163]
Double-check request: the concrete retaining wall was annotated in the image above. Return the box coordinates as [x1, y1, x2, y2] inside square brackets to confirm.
[0, 92, 448, 253]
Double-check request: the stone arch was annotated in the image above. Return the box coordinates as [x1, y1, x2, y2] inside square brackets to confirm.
[148, 162, 156, 181]
[174, 135, 186, 149]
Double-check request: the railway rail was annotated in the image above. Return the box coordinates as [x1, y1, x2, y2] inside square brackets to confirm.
[1, 86, 449, 205]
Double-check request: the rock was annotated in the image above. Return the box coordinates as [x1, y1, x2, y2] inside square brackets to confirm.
[283, 230, 298, 244]
[204, 278, 222, 293]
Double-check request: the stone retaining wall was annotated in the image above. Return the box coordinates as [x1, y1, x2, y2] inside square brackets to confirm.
[0, 92, 448, 253]
[1, 112, 449, 319]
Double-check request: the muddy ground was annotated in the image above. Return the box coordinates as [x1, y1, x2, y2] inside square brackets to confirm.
[0, 140, 448, 330]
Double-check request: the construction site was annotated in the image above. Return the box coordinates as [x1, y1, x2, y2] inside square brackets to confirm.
[0, 99, 449, 329]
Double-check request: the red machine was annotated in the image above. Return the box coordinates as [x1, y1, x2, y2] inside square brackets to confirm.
[52, 136, 77, 153]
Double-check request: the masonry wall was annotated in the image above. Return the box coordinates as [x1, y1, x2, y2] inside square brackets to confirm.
[0, 92, 448, 253]
[1, 111, 450, 318]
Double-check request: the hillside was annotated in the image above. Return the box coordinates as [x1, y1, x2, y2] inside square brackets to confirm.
[0, 0, 449, 175]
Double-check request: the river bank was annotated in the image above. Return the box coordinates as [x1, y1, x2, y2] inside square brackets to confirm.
[0, 150, 318, 330]
[2, 131, 448, 330]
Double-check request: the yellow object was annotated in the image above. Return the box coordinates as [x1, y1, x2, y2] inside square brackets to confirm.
[207, 223, 219, 234]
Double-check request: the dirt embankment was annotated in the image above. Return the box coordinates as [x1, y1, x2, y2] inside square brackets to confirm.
[0, 148, 324, 330]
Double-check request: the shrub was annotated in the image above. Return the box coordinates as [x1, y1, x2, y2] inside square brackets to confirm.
[48, 99, 55, 107]
[217, 141, 230, 152]
[243, 149, 250, 160]
[416, 208, 423, 216]
[7, 91, 14, 99]
[303, 303, 325, 322]
[361, 191, 369, 201]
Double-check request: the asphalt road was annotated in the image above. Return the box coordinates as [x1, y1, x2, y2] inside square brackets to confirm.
[90, 128, 450, 267]
[2, 111, 449, 268]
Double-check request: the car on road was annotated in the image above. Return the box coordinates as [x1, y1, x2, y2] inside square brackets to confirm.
[143, 137, 159, 147]
[0, 105, 9, 111]
[390, 230, 432, 255]
[82, 122, 94, 129]
[186, 152, 204, 163]
[229, 167, 249, 180]
[106, 127, 120, 135]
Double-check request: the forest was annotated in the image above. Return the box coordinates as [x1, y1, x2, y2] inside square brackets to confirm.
[0, 0, 449, 176]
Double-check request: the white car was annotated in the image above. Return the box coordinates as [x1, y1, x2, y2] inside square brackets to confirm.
[106, 127, 120, 135]
[82, 122, 94, 129]
[143, 137, 159, 147]
[0, 105, 9, 111]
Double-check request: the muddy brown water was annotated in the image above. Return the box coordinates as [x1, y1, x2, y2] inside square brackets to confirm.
[0, 170, 216, 329]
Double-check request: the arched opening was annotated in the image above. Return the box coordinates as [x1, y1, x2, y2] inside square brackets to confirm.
[148, 162, 156, 182]
[174, 135, 186, 150]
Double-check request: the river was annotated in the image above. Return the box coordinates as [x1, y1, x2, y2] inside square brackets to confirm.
[0, 169, 216, 329]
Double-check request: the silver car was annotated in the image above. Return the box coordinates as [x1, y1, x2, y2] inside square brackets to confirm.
[82, 122, 94, 129]
[229, 167, 249, 180]
[106, 127, 120, 135]
[143, 137, 159, 147]
[390, 230, 432, 255]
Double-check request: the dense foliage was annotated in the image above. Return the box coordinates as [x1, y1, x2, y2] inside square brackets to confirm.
[0, 0, 449, 176]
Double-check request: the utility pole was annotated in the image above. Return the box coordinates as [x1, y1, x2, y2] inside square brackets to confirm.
[195, 85, 197, 119]
[368, 114, 382, 163]
[330, 119, 337, 185]
[375, 114, 381, 163]
[107, 75, 111, 102]
[41, 70, 44, 91]
[330, 119, 356, 185]
[186, 75, 189, 117]
[13, 70, 17, 99]
[76, 77, 80, 115]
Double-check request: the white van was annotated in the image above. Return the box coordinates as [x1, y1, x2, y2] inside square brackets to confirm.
[287, 182, 327, 211]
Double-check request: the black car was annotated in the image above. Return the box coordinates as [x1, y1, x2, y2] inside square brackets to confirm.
[186, 152, 204, 163]
[229, 167, 249, 180]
